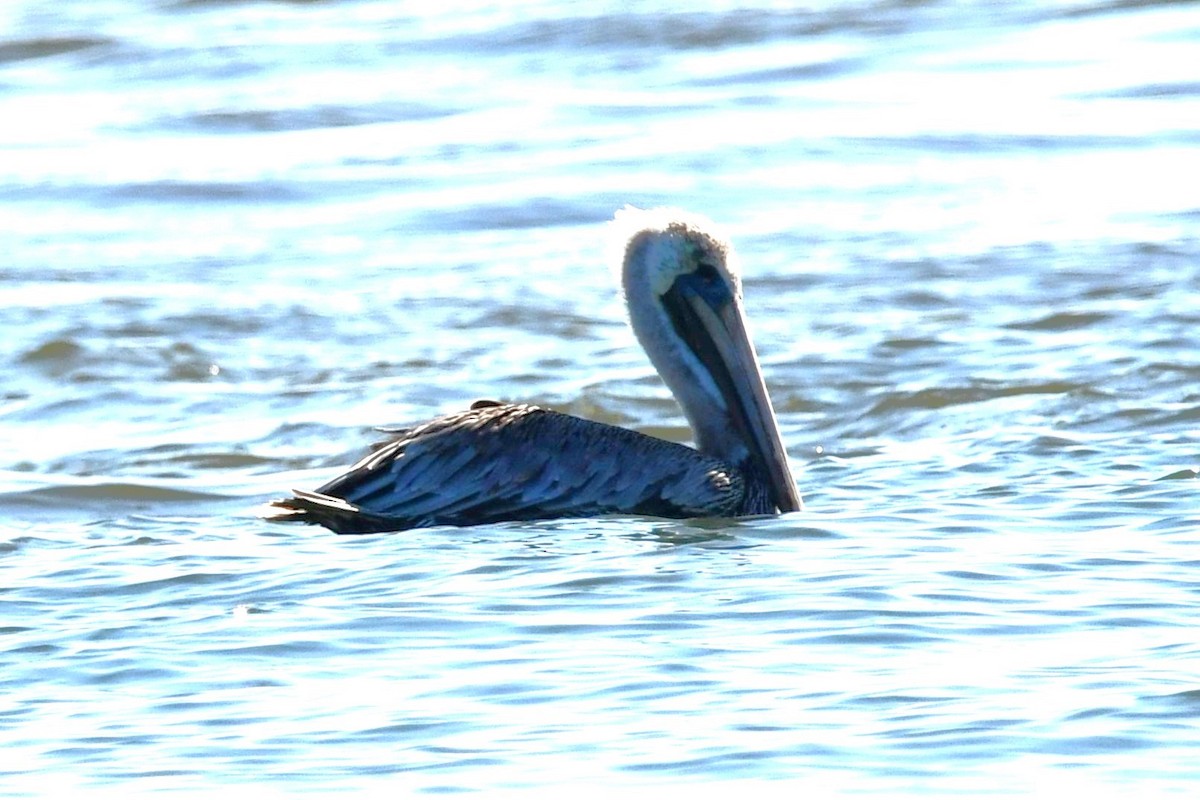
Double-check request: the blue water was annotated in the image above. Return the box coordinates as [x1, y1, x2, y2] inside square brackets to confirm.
[2, 0, 1198, 794]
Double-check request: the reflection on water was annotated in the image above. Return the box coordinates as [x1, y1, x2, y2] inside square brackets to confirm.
[1, 0, 1198, 794]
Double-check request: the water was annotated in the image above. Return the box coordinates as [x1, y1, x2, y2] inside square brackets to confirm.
[2, 0, 1198, 794]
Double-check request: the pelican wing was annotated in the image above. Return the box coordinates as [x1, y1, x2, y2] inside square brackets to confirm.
[266, 403, 744, 533]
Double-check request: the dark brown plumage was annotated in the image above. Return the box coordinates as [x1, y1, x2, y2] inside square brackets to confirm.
[267, 402, 752, 534]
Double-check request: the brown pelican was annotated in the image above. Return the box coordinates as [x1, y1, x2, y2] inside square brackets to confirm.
[265, 207, 801, 533]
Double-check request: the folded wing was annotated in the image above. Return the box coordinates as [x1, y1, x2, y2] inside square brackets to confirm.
[265, 403, 744, 533]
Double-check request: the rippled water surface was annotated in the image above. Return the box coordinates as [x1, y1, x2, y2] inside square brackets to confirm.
[2, 0, 1198, 794]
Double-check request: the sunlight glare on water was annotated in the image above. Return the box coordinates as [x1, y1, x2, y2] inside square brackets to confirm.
[1, 0, 1198, 795]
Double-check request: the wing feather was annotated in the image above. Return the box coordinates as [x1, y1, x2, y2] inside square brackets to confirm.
[264, 403, 743, 534]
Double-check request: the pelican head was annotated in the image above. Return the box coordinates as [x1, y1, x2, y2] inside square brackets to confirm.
[616, 207, 802, 514]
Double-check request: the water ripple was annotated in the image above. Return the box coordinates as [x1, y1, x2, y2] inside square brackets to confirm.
[2, 0, 1198, 794]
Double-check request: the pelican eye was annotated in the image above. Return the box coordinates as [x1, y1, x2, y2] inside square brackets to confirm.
[678, 260, 730, 307]
[695, 261, 721, 286]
